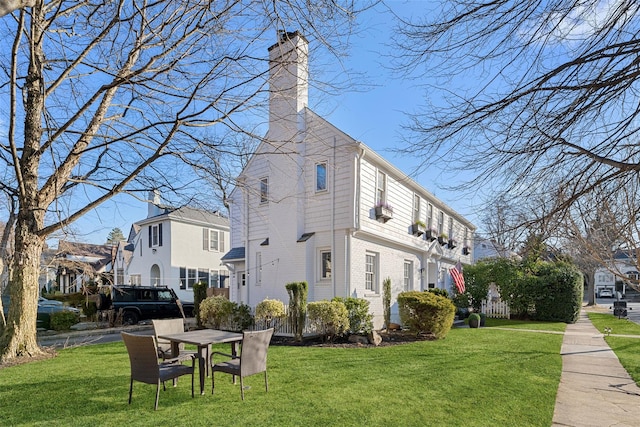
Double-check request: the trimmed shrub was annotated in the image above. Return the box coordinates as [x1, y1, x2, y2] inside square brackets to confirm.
[468, 312, 481, 328]
[332, 297, 373, 335]
[199, 295, 235, 329]
[286, 281, 308, 342]
[397, 291, 456, 339]
[383, 277, 391, 329]
[229, 302, 254, 331]
[531, 262, 583, 323]
[192, 281, 207, 327]
[429, 288, 449, 298]
[82, 300, 97, 318]
[307, 300, 349, 342]
[255, 299, 286, 330]
[50, 311, 80, 331]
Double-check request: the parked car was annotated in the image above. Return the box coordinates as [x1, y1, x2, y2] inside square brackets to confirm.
[598, 288, 614, 298]
[94, 285, 194, 325]
[2, 294, 80, 329]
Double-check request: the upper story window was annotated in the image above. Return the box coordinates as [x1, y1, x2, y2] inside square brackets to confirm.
[260, 177, 269, 204]
[413, 194, 420, 222]
[427, 203, 433, 229]
[148, 224, 163, 247]
[448, 217, 454, 239]
[376, 170, 387, 204]
[203, 228, 225, 252]
[316, 162, 327, 192]
[437, 211, 444, 235]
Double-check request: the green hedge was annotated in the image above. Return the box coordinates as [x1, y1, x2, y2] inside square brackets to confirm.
[531, 262, 583, 323]
[397, 291, 456, 339]
[50, 311, 80, 331]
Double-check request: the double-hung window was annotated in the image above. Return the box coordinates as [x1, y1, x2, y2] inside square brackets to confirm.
[365, 252, 378, 292]
[404, 261, 413, 291]
[203, 229, 225, 252]
[413, 194, 420, 222]
[376, 171, 387, 204]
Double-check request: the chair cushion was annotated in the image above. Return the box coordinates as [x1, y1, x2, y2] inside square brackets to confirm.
[212, 359, 240, 375]
[159, 363, 194, 382]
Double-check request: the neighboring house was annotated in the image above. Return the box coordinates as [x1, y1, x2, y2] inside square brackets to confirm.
[222, 31, 476, 328]
[594, 249, 639, 298]
[473, 235, 520, 262]
[115, 191, 230, 301]
[52, 241, 113, 293]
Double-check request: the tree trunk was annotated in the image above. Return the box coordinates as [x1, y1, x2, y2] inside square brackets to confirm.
[0, 216, 45, 362]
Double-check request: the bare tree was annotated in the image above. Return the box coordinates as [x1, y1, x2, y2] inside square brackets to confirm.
[560, 180, 640, 302]
[0, 0, 35, 17]
[0, 1, 373, 362]
[391, 1, 640, 228]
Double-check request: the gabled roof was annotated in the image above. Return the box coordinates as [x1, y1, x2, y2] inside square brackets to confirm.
[138, 205, 229, 228]
[221, 247, 245, 262]
[55, 241, 113, 273]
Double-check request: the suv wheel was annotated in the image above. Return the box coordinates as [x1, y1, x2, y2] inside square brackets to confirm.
[122, 310, 139, 325]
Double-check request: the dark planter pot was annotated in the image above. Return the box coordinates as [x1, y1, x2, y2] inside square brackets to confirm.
[468, 317, 480, 328]
[480, 313, 486, 327]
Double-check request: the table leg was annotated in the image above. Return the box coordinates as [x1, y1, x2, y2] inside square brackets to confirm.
[198, 345, 207, 395]
[231, 341, 239, 384]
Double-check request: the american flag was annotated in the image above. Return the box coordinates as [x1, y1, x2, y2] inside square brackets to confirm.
[450, 261, 465, 294]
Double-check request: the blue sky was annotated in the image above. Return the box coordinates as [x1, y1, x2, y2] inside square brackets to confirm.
[57, 1, 483, 246]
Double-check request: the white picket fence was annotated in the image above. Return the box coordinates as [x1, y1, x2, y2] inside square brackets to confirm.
[481, 299, 510, 319]
[211, 305, 320, 337]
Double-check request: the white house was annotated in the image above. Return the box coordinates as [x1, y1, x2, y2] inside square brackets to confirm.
[222, 31, 475, 327]
[594, 249, 639, 298]
[473, 235, 520, 262]
[115, 192, 230, 301]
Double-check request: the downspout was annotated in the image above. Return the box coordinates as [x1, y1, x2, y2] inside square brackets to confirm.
[244, 184, 250, 306]
[332, 136, 337, 297]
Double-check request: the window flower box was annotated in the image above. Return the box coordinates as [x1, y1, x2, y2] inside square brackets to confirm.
[438, 234, 448, 246]
[374, 203, 394, 223]
[411, 221, 426, 237]
[462, 246, 470, 255]
[425, 228, 438, 241]
[448, 239, 458, 249]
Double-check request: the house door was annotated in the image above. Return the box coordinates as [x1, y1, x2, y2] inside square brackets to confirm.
[237, 271, 247, 304]
[150, 264, 161, 286]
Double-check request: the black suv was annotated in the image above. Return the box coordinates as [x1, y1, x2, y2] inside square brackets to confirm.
[96, 286, 194, 325]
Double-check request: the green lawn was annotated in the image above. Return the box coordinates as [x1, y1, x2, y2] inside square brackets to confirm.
[0, 325, 564, 427]
[587, 311, 640, 386]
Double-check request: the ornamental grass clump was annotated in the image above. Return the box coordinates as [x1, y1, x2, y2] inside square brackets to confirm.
[307, 300, 349, 342]
[397, 291, 456, 339]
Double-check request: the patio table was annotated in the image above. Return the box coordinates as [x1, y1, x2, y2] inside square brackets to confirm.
[158, 329, 243, 395]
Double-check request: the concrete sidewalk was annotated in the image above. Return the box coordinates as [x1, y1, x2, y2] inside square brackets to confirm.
[552, 310, 640, 427]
